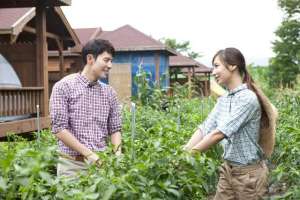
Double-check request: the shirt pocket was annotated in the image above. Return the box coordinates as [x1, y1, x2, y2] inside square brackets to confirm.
[93, 105, 110, 125]
[68, 90, 85, 114]
[94, 97, 110, 121]
[93, 115, 109, 140]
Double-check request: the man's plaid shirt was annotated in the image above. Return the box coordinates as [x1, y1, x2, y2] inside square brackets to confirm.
[199, 84, 263, 165]
[50, 73, 122, 156]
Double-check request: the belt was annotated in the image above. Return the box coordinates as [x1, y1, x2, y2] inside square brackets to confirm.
[59, 153, 85, 162]
[73, 155, 85, 162]
[224, 160, 266, 175]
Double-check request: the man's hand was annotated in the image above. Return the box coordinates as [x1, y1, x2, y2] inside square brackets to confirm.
[114, 149, 122, 156]
[111, 132, 122, 155]
[85, 152, 102, 167]
[113, 143, 122, 156]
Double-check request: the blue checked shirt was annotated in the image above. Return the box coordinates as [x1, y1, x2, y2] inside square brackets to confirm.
[199, 84, 264, 165]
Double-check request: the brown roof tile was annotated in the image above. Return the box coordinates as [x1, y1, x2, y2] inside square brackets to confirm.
[0, 7, 80, 50]
[74, 27, 99, 45]
[170, 53, 212, 73]
[0, 8, 31, 30]
[181, 66, 212, 73]
[97, 25, 175, 54]
[0, 0, 71, 8]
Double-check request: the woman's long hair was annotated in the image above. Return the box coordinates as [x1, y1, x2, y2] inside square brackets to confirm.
[212, 48, 277, 157]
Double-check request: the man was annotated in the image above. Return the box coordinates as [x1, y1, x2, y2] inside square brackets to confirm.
[50, 39, 122, 177]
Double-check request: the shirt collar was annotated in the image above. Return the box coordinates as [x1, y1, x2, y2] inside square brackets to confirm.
[77, 73, 99, 88]
[228, 83, 248, 96]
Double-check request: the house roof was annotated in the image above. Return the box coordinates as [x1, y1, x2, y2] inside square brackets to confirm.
[0, 7, 80, 50]
[0, 8, 33, 34]
[169, 52, 212, 73]
[98, 25, 176, 55]
[74, 27, 103, 45]
[181, 66, 212, 74]
[0, 0, 71, 8]
[73, 25, 176, 55]
[48, 50, 80, 57]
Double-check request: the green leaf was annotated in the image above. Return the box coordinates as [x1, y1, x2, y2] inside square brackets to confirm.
[166, 188, 181, 198]
[0, 177, 7, 191]
[85, 193, 100, 200]
[101, 185, 116, 200]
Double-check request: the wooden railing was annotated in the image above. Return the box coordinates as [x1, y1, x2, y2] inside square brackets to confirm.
[0, 87, 43, 117]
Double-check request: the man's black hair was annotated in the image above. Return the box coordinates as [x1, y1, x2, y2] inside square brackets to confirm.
[82, 39, 115, 65]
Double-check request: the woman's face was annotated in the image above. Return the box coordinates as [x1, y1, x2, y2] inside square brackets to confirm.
[212, 55, 232, 87]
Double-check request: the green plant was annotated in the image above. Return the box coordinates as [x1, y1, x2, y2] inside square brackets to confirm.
[0, 87, 299, 199]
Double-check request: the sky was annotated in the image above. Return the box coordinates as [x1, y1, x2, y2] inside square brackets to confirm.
[62, 0, 284, 67]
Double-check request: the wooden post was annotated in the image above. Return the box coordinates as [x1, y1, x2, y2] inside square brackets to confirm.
[36, 3, 49, 117]
[188, 67, 192, 99]
[155, 53, 160, 86]
[208, 73, 211, 96]
[56, 39, 64, 78]
[204, 73, 208, 96]
[192, 66, 195, 78]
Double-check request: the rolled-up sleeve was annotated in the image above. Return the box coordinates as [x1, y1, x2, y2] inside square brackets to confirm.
[107, 88, 122, 135]
[198, 100, 219, 136]
[217, 95, 259, 138]
[49, 83, 69, 134]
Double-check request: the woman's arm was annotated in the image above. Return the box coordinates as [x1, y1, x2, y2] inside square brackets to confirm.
[183, 129, 204, 151]
[191, 129, 225, 153]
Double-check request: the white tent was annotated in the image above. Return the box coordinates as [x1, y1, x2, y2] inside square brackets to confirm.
[0, 54, 22, 88]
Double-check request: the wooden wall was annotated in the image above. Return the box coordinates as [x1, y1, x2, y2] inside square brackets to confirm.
[108, 63, 132, 104]
[48, 56, 82, 96]
[0, 42, 37, 87]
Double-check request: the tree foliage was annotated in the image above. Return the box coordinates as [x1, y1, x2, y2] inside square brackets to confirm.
[161, 38, 202, 82]
[161, 38, 201, 59]
[269, 0, 300, 88]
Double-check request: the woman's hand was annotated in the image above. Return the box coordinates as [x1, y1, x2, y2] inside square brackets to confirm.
[182, 144, 189, 151]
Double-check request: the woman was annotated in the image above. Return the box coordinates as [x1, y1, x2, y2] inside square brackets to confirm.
[184, 48, 276, 200]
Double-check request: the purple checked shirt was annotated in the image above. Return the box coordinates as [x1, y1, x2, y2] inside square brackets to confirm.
[50, 73, 122, 156]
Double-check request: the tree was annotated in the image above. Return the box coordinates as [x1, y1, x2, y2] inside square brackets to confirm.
[160, 38, 202, 82]
[160, 38, 201, 59]
[278, 0, 300, 17]
[269, 0, 300, 88]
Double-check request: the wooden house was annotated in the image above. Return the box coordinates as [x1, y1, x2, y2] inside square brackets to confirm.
[169, 52, 212, 97]
[0, 0, 80, 137]
[49, 25, 176, 103]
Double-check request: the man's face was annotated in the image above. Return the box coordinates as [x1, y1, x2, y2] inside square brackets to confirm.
[89, 51, 113, 79]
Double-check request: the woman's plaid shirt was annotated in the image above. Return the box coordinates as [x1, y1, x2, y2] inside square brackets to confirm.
[199, 84, 264, 165]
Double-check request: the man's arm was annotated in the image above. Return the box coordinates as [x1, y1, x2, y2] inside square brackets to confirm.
[55, 129, 101, 164]
[191, 129, 225, 153]
[111, 131, 122, 155]
[55, 129, 93, 157]
[107, 88, 122, 155]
